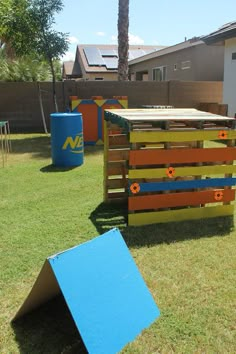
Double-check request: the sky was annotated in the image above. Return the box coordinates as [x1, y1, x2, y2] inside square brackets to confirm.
[54, 0, 236, 61]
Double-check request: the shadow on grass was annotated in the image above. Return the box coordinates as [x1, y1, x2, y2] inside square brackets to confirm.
[12, 295, 88, 354]
[11, 135, 51, 159]
[40, 164, 78, 173]
[11, 135, 104, 160]
[89, 202, 234, 248]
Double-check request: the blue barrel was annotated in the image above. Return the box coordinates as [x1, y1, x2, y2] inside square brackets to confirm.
[50, 113, 84, 167]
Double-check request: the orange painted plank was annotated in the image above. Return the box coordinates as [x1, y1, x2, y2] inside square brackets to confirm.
[129, 147, 236, 166]
[128, 189, 235, 211]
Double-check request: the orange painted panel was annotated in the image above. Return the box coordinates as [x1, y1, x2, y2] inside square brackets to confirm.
[128, 189, 235, 211]
[129, 147, 236, 166]
[76, 104, 98, 142]
[102, 104, 125, 139]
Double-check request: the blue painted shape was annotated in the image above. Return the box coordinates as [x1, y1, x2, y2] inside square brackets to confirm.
[97, 106, 103, 140]
[84, 141, 96, 146]
[80, 99, 95, 105]
[48, 228, 160, 354]
[132, 177, 236, 194]
[106, 98, 122, 105]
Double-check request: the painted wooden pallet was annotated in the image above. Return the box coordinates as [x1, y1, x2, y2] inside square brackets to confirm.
[104, 108, 236, 225]
[103, 121, 129, 203]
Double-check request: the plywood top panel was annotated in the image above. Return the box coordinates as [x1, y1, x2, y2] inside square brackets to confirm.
[105, 108, 234, 122]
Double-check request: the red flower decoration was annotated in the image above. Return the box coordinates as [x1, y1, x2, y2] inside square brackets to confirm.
[218, 130, 228, 139]
[166, 166, 175, 178]
[214, 191, 224, 201]
[130, 183, 140, 194]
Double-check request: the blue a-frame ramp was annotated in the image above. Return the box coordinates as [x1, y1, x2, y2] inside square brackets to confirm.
[13, 228, 160, 354]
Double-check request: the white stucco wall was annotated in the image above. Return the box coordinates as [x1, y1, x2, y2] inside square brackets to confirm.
[223, 38, 236, 117]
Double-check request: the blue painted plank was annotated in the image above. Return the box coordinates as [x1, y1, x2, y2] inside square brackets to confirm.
[97, 106, 103, 140]
[130, 177, 236, 193]
[48, 228, 160, 354]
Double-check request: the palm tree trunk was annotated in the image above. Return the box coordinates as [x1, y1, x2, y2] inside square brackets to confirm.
[118, 0, 129, 81]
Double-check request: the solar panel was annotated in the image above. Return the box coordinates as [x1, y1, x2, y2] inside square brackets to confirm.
[129, 49, 149, 60]
[84, 47, 105, 66]
[100, 49, 118, 57]
[103, 57, 118, 69]
[83, 46, 156, 68]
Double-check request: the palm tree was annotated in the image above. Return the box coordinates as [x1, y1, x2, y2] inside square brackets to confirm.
[117, 0, 129, 81]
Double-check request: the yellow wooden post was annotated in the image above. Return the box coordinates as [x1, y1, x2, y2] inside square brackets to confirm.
[103, 120, 109, 202]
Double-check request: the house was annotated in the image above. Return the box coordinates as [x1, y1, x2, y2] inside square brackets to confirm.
[62, 61, 81, 80]
[202, 21, 236, 117]
[128, 37, 224, 82]
[68, 44, 164, 81]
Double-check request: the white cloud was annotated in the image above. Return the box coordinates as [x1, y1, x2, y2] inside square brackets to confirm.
[61, 51, 75, 62]
[111, 33, 145, 45]
[68, 36, 79, 44]
[111, 35, 117, 43]
[96, 31, 106, 37]
[129, 33, 144, 45]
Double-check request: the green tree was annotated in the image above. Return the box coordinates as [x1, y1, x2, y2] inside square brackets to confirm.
[0, 0, 32, 57]
[117, 0, 129, 81]
[0, 0, 68, 111]
[28, 0, 68, 111]
[0, 56, 61, 82]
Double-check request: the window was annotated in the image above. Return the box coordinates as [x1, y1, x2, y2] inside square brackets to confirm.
[95, 77, 104, 80]
[136, 71, 148, 81]
[181, 60, 191, 70]
[174, 64, 177, 71]
[153, 66, 167, 81]
[232, 52, 236, 60]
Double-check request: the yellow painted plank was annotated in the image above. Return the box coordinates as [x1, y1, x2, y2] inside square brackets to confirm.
[129, 164, 236, 179]
[130, 130, 236, 143]
[128, 205, 234, 226]
[103, 121, 108, 202]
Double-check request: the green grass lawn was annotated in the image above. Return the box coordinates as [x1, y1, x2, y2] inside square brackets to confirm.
[0, 134, 236, 354]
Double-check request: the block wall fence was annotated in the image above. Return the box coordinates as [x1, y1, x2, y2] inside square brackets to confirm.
[0, 81, 223, 132]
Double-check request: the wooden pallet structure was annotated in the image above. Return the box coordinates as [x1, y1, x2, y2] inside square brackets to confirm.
[104, 108, 236, 226]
